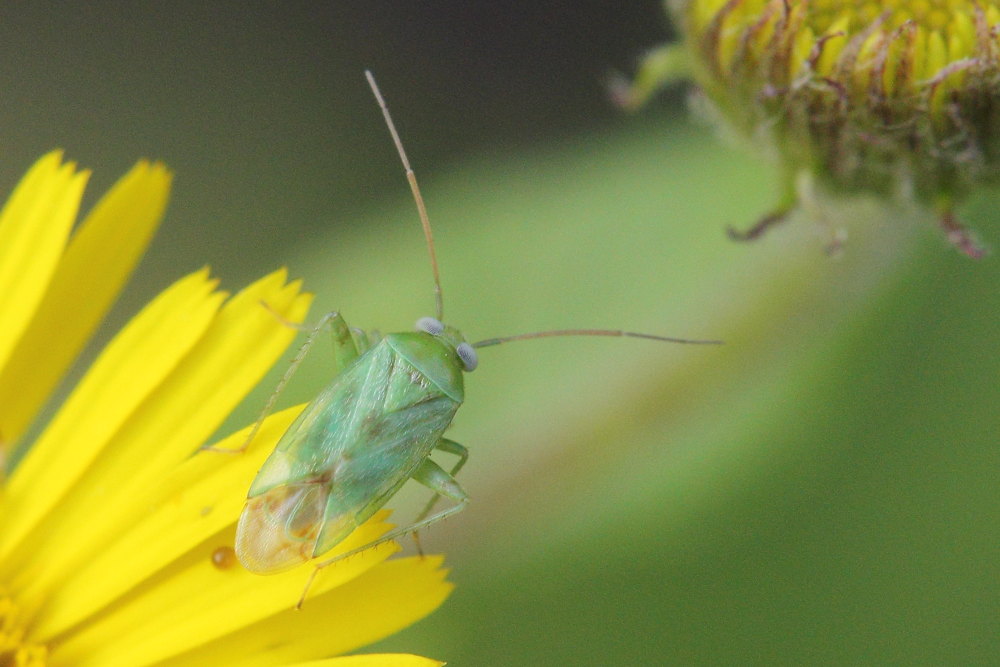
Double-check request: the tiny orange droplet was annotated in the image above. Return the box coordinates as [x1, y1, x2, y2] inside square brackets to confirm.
[211, 545, 238, 570]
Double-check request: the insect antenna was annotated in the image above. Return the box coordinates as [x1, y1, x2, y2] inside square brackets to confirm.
[472, 329, 723, 348]
[365, 70, 445, 322]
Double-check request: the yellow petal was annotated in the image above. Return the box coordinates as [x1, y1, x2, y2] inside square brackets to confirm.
[925, 30, 948, 79]
[0, 160, 172, 444]
[947, 12, 975, 61]
[147, 556, 451, 667]
[0, 269, 222, 567]
[34, 407, 301, 637]
[52, 519, 406, 666]
[7, 271, 311, 609]
[0, 152, 89, 376]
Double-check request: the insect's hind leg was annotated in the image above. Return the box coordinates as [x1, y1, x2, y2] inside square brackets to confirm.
[411, 438, 467, 555]
[296, 458, 468, 609]
[202, 311, 358, 454]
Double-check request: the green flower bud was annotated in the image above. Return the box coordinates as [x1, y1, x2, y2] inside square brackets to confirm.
[625, 0, 1000, 257]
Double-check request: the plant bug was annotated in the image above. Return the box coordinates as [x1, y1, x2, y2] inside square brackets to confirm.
[233, 71, 721, 605]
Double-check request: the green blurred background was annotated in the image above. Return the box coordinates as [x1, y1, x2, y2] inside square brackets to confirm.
[5, 3, 997, 664]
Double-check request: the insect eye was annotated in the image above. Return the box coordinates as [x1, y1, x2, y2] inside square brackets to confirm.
[415, 317, 444, 335]
[456, 342, 478, 371]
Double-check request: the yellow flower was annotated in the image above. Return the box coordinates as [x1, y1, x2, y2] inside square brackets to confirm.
[623, 0, 1000, 257]
[0, 152, 450, 666]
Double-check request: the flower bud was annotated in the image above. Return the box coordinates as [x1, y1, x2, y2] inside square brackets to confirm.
[626, 1, 1000, 257]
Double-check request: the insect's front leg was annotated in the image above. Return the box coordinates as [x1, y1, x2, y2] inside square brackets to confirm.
[202, 311, 356, 455]
[326, 312, 361, 370]
[351, 327, 382, 353]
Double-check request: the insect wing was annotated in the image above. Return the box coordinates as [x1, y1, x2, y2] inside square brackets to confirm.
[236, 362, 361, 574]
[308, 341, 461, 556]
[236, 476, 339, 573]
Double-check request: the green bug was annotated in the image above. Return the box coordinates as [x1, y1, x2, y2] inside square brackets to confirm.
[233, 72, 720, 600]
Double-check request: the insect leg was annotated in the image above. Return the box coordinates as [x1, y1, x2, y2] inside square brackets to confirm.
[325, 312, 361, 370]
[296, 459, 468, 609]
[257, 299, 313, 331]
[411, 439, 467, 556]
[202, 311, 355, 454]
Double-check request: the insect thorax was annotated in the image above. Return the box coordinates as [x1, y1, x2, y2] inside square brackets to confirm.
[385, 331, 465, 403]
